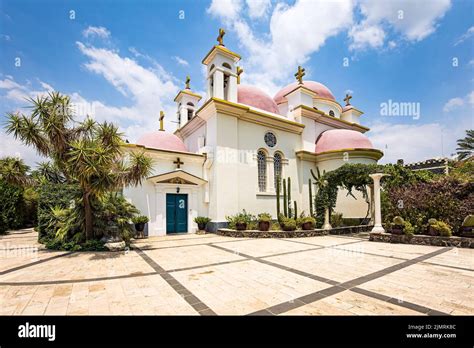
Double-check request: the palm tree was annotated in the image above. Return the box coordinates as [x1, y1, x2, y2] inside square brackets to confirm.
[456, 130, 473, 161]
[0, 157, 30, 186]
[5, 92, 153, 240]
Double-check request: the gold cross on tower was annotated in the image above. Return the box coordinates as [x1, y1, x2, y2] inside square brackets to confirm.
[217, 28, 225, 46]
[237, 66, 244, 84]
[343, 93, 352, 106]
[185, 76, 191, 90]
[159, 111, 165, 131]
[173, 157, 184, 169]
[295, 66, 305, 85]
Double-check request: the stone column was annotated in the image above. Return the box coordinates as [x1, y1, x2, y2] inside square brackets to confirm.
[323, 208, 332, 230]
[267, 157, 275, 193]
[369, 173, 389, 233]
[368, 184, 375, 225]
[212, 70, 224, 99]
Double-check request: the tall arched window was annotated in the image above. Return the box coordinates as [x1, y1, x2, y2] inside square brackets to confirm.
[257, 150, 267, 192]
[274, 152, 282, 190]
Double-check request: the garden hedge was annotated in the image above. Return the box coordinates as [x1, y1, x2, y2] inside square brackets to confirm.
[0, 179, 25, 232]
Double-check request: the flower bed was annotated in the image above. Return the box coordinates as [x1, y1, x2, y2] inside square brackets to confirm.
[216, 225, 373, 238]
[369, 231, 474, 248]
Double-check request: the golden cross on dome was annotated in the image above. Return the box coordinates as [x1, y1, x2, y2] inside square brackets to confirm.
[217, 28, 225, 46]
[237, 66, 244, 84]
[344, 93, 352, 106]
[159, 111, 165, 131]
[295, 66, 305, 85]
[173, 157, 184, 169]
[185, 76, 191, 90]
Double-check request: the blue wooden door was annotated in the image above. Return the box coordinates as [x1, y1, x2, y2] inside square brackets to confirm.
[166, 194, 188, 233]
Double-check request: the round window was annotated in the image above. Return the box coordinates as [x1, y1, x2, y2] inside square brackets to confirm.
[264, 132, 277, 147]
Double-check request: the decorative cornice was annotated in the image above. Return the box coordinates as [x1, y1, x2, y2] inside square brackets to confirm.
[202, 45, 241, 65]
[174, 89, 202, 102]
[296, 148, 383, 162]
[174, 115, 206, 138]
[122, 143, 205, 158]
[294, 105, 370, 132]
[195, 98, 305, 134]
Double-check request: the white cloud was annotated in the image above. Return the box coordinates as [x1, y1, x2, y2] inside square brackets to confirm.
[349, 22, 385, 51]
[454, 26, 474, 46]
[246, 0, 271, 19]
[442, 91, 474, 112]
[173, 56, 189, 66]
[0, 130, 45, 167]
[0, 34, 11, 41]
[443, 97, 464, 112]
[82, 26, 111, 39]
[207, 0, 243, 20]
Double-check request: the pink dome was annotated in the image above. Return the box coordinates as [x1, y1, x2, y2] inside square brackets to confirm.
[238, 84, 279, 114]
[315, 129, 373, 154]
[137, 131, 188, 152]
[274, 80, 335, 104]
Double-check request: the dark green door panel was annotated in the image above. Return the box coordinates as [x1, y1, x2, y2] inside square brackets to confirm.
[166, 194, 188, 234]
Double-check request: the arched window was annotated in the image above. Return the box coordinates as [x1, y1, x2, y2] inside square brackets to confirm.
[274, 152, 282, 190]
[329, 110, 335, 117]
[257, 150, 267, 192]
[222, 62, 232, 69]
[187, 102, 195, 121]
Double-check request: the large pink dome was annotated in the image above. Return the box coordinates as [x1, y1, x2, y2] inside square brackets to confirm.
[137, 131, 188, 152]
[315, 129, 373, 154]
[238, 84, 279, 114]
[274, 80, 335, 104]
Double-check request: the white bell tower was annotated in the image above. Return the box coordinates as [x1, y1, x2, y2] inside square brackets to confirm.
[174, 76, 202, 129]
[202, 28, 240, 103]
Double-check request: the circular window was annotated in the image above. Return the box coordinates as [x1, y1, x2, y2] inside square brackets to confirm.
[264, 132, 277, 147]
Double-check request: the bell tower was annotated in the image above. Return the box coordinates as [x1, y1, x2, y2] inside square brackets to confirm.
[202, 28, 240, 103]
[174, 76, 202, 128]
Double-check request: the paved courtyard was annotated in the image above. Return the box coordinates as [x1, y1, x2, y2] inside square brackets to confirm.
[0, 228, 472, 315]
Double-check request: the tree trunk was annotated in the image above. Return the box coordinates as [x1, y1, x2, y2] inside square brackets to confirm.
[83, 191, 93, 240]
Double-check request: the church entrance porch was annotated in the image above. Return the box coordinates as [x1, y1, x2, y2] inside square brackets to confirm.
[166, 193, 188, 234]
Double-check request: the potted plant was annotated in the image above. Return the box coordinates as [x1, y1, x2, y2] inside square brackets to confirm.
[132, 215, 149, 238]
[459, 215, 474, 237]
[300, 216, 316, 230]
[257, 213, 271, 231]
[428, 219, 452, 237]
[281, 217, 297, 231]
[390, 216, 405, 235]
[226, 210, 255, 231]
[194, 216, 211, 231]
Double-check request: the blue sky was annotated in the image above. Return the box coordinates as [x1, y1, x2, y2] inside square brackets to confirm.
[0, 0, 473, 166]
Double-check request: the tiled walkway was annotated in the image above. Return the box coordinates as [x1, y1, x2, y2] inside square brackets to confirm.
[0, 229, 472, 315]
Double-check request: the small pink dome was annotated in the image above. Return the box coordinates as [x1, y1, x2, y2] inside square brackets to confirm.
[137, 131, 188, 152]
[238, 84, 279, 114]
[315, 129, 373, 154]
[274, 80, 335, 104]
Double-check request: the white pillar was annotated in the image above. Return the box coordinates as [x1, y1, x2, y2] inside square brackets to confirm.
[213, 70, 224, 99]
[368, 184, 375, 225]
[179, 105, 187, 128]
[369, 173, 389, 233]
[323, 208, 332, 230]
[227, 75, 238, 102]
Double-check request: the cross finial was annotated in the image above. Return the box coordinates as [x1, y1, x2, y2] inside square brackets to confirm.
[185, 76, 191, 90]
[237, 66, 244, 84]
[343, 93, 352, 106]
[295, 66, 305, 85]
[217, 28, 225, 46]
[173, 157, 184, 169]
[159, 111, 165, 131]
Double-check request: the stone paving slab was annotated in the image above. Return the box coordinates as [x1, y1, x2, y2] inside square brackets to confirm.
[0, 229, 472, 315]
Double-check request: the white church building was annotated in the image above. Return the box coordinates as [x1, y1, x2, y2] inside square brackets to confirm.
[123, 29, 383, 236]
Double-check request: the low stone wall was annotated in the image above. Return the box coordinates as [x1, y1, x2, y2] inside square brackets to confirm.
[369, 232, 474, 248]
[215, 229, 328, 238]
[328, 225, 373, 235]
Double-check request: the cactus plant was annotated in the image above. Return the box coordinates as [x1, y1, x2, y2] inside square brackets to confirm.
[287, 177, 292, 218]
[283, 178, 287, 217]
[276, 175, 281, 219]
[308, 178, 314, 217]
[293, 201, 297, 220]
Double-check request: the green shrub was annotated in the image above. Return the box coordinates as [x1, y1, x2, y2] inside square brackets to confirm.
[462, 215, 474, 228]
[403, 221, 415, 235]
[257, 213, 272, 222]
[330, 212, 344, 227]
[280, 217, 296, 231]
[194, 216, 211, 225]
[342, 218, 361, 226]
[0, 179, 25, 230]
[132, 215, 149, 224]
[393, 216, 405, 225]
[226, 210, 255, 229]
[429, 220, 452, 237]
